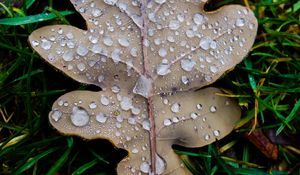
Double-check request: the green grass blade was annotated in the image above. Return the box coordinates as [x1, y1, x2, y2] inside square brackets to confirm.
[0, 10, 74, 25]
[72, 159, 98, 175]
[13, 147, 59, 175]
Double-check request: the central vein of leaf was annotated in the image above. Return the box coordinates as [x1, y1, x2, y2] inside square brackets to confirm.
[140, 0, 157, 174]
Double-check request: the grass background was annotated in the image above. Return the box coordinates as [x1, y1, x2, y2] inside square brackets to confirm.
[0, 0, 299, 174]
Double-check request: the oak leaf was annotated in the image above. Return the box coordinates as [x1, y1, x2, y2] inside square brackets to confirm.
[28, 0, 257, 174]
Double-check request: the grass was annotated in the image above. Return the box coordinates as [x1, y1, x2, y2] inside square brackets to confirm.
[0, 0, 299, 174]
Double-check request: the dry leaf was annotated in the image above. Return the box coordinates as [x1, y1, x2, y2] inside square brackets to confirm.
[28, 0, 257, 174]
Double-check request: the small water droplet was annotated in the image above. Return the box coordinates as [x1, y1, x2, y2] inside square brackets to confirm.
[199, 37, 213, 50]
[96, 112, 108, 123]
[163, 118, 172, 126]
[156, 154, 166, 174]
[130, 47, 138, 57]
[89, 102, 97, 109]
[171, 103, 181, 113]
[77, 63, 86, 72]
[210, 105, 217, 113]
[100, 96, 110, 106]
[128, 116, 136, 125]
[103, 36, 113, 46]
[92, 8, 102, 17]
[104, 0, 117, 5]
[50, 109, 62, 122]
[172, 117, 179, 123]
[190, 112, 198, 119]
[155, 0, 166, 4]
[142, 119, 150, 131]
[132, 148, 139, 154]
[236, 18, 245, 27]
[181, 59, 196, 72]
[204, 134, 210, 141]
[196, 104, 203, 110]
[181, 76, 189, 85]
[169, 20, 180, 30]
[111, 85, 120, 93]
[62, 51, 74, 61]
[118, 38, 130, 47]
[210, 66, 218, 73]
[213, 130, 220, 137]
[111, 49, 121, 63]
[70, 107, 90, 127]
[158, 48, 167, 57]
[31, 40, 39, 47]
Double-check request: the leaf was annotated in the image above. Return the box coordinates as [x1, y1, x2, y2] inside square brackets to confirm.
[28, 0, 258, 174]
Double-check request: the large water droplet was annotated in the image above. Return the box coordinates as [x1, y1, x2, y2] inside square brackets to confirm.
[70, 106, 90, 127]
[76, 44, 89, 56]
[193, 13, 204, 25]
[133, 75, 153, 98]
[171, 103, 181, 113]
[140, 162, 150, 173]
[120, 96, 133, 111]
[50, 109, 62, 122]
[100, 96, 110, 106]
[156, 154, 166, 174]
[41, 39, 52, 50]
[156, 62, 171, 75]
[63, 51, 74, 61]
[96, 112, 107, 123]
[181, 59, 196, 72]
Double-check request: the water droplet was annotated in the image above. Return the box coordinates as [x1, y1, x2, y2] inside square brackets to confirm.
[213, 130, 220, 137]
[169, 20, 180, 30]
[131, 107, 140, 115]
[163, 119, 172, 126]
[199, 37, 213, 50]
[41, 39, 52, 50]
[204, 134, 210, 141]
[103, 36, 113, 46]
[190, 112, 198, 119]
[132, 148, 139, 154]
[210, 66, 218, 73]
[172, 117, 179, 123]
[111, 49, 121, 63]
[76, 44, 88, 56]
[89, 102, 97, 109]
[88, 35, 98, 44]
[140, 162, 150, 173]
[156, 62, 171, 75]
[70, 107, 90, 127]
[92, 8, 102, 17]
[158, 48, 167, 57]
[236, 18, 245, 27]
[96, 112, 107, 123]
[155, 0, 166, 4]
[131, 14, 143, 28]
[196, 104, 203, 110]
[171, 103, 180, 113]
[50, 109, 62, 122]
[193, 13, 204, 25]
[142, 119, 150, 131]
[181, 59, 196, 72]
[130, 47, 138, 57]
[63, 51, 74, 61]
[120, 96, 133, 111]
[156, 154, 166, 174]
[31, 40, 39, 47]
[181, 76, 189, 85]
[128, 116, 136, 125]
[133, 75, 153, 98]
[118, 38, 130, 47]
[111, 85, 120, 93]
[100, 96, 110, 106]
[104, 0, 117, 5]
[77, 63, 86, 72]
[210, 105, 217, 113]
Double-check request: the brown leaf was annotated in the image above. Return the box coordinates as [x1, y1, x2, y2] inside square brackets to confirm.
[28, 0, 257, 174]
